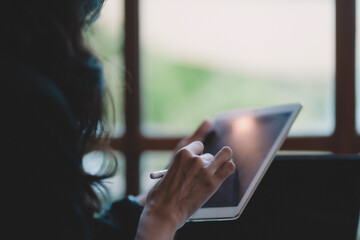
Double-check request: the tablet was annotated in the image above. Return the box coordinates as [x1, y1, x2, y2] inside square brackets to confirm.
[189, 103, 302, 221]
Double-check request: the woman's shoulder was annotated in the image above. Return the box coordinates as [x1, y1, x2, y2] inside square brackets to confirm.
[1, 58, 83, 178]
[2, 59, 79, 133]
[1, 60, 90, 239]
[3, 60, 69, 111]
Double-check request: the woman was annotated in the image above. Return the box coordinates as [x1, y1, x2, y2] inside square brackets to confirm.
[1, 0, 235, 239]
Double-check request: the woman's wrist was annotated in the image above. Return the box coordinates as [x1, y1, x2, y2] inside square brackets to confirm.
[135, 207, 178, 240]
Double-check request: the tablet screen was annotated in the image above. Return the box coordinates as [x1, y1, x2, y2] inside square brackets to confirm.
[201, 111, 292, 208]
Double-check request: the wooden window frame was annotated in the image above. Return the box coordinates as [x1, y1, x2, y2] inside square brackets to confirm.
[111, 0, 358, 195]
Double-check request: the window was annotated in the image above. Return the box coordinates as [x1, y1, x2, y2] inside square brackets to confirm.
[89, 0, 357, 195]
[140, 0, 335, 136]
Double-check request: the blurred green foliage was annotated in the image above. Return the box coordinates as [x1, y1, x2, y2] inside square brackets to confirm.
[141, 51, 333, 136]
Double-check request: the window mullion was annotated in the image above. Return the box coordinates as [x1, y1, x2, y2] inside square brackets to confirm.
[124, 0, 141, 195]
[334, 0, 357, 153]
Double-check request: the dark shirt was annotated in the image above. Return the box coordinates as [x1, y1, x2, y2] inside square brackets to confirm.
[1, 61, 142, 239]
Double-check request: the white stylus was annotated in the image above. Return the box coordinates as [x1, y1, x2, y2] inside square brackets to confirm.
[150, 169, 168, 179]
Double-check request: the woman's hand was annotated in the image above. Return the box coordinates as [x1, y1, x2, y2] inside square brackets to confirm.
[134, 120, 212, 206]
[135, 141, 235, 240]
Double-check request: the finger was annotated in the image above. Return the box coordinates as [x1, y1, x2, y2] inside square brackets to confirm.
[173, 120, 211, 155]
[201, 153, 213, 162]
[215, 160, 236, 181]
[182, 141, 204, 156]
[188, 120, 212, 142]
[209, 146, 233, 171]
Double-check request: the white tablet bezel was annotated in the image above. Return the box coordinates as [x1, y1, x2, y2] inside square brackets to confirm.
[188, 103, 302, 222]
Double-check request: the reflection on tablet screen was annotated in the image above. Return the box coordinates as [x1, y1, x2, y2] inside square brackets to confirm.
[202, 111, 291, 207]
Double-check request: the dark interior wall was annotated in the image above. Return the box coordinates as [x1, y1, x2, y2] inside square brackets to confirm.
[175, 155, 360, 240]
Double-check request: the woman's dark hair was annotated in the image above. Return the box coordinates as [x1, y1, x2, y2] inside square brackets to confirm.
[1, 0, 115, 213]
